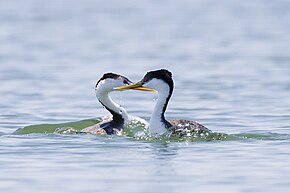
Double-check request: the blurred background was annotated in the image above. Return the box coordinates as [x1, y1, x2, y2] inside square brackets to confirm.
[1, 1, 290, 193]
[0, 0, 290, 133]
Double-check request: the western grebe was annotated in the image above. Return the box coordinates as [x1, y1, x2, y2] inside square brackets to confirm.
[81, 73, 154, 135]
[115, 69, 212, 136]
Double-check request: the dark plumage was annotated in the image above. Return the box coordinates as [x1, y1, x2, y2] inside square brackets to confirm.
[115, 69, 212, 136]
[81, 73, 131, 135]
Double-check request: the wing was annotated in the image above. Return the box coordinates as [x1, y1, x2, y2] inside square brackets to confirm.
[169, 119, 212, 136]
[81, 123, 107, 135]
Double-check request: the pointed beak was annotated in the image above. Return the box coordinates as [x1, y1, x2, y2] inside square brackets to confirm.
[114, 82, 157, 92]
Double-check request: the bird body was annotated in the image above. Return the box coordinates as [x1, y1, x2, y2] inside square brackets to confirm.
[115, 69, 212, 136]
[81, 73, 153, 135]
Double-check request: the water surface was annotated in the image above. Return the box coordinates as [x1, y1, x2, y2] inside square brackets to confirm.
[1, 0, 290, 192]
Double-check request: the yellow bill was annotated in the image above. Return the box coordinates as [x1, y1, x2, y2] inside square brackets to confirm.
[114, 82, 156, 92]
[132, 87, 157, 92]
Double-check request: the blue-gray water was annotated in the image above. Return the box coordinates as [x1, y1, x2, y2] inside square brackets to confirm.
[1, 0, 290, 192]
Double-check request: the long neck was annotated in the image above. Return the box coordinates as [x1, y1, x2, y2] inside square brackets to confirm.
[97, 91, 128, 124]
[149, 86, 172, 134]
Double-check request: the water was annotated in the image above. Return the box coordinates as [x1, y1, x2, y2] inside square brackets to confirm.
[1, 0, 290, 192]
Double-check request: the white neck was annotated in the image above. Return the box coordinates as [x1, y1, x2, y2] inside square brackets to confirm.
[96, 91, 128, 122]
[148, 82, 170, 135]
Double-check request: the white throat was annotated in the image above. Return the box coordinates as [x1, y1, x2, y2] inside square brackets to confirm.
[146, 79, 171, 135]
[96, 88, 128, 122]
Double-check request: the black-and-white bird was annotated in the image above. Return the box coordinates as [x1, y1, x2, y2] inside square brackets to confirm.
[81, 73, 154, 135]
[115, 69, 212, 136]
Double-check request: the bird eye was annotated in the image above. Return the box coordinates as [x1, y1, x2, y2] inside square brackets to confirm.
[142, 77, 148, 83]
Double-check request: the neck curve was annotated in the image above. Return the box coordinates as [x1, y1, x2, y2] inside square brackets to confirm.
[149, 85, 172, 135]
[96, 91, 128, 126]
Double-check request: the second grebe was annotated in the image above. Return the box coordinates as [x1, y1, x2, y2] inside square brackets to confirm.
[115, 69, 212, 136]
[81, 73, 154, 135]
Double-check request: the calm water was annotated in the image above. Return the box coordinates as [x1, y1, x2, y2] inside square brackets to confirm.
[1, 0, 290, 192]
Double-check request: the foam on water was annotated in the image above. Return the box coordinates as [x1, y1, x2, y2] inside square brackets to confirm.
[14, 117, 290, 144]
[1, 0, 290, 193]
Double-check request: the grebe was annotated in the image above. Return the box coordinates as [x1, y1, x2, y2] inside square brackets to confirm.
[115, 69, 212, 136]
[81, 73, 155, 135]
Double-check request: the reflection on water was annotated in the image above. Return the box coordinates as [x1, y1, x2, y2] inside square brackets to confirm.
[1, 0, 290, 193]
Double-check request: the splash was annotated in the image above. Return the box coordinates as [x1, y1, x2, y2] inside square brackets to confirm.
[13, 117, 290, 143]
